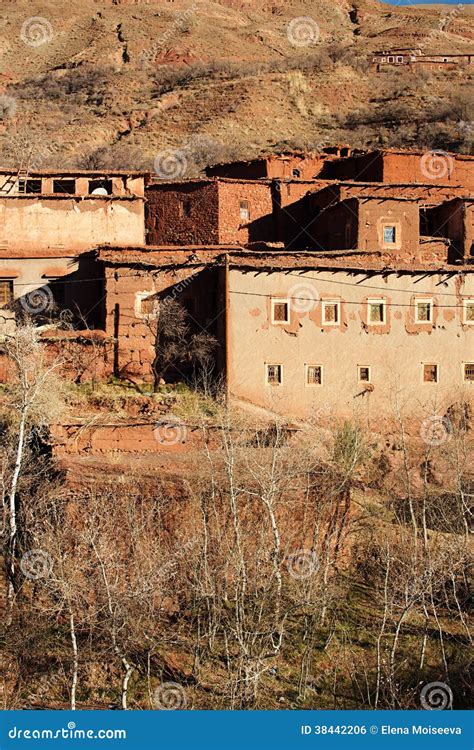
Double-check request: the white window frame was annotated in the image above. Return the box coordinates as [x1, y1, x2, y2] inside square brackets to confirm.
[463, 363, 474, 383]
[358, 365, 371, 384]
[367, 298, 387, 325]
[266, 363, 283, 386]
[305, 364, 323, 387]
[271, 298, 290, 325]
[422, 363, 439, 384]
[239, 199, 250, 222]
[414, 298, 434, 324]
[382, 224, 397, 245]
[321, 300, 340, 326]
[463, 299, 474, 324]
[135, 291, 158, 319]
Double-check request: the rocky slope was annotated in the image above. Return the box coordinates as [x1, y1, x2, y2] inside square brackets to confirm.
[0, 0, 472, 172]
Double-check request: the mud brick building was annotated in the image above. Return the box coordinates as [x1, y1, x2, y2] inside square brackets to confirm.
[0, 169, 146, 331]
[0, 147, 473, 420]
[371, 50, 473, 71]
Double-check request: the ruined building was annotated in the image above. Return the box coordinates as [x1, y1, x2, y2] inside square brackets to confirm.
[0, 148, 473, 420]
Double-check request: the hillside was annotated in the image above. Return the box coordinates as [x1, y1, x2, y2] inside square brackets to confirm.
[0, 0, 472, 173]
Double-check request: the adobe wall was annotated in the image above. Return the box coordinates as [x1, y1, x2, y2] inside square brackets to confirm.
[382, 154, 474, 191]
[357, 199, 420, 254]
[145, 182, 219, 245]
[217, 181, 274, 244]
[227, 267, 474, 421]
[103, 260, 224, 380]
[0, 197, 145, 253]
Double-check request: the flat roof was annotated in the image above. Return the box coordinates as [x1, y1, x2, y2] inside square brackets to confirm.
[0, 169, 147, 176]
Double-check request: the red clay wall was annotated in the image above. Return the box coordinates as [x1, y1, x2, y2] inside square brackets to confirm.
[217, 181, 274, 244]
[145, 182, 219, 245]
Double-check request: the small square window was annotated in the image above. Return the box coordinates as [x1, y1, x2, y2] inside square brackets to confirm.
[306, 364, 322, 386]
[18, 178, 42, 194]
[53, 179, 76, 195]
[463, 363, 474, 382]
[135, 292, 158, 318]
[383, 225, 396, 244]
[240, 200, 250, 221]
[0, 280, 13, 308]
[463, 300, 474, 324]
[266, 364, 282, 386]
[271, 299, 290, 324]
[89, 179, 112, 195]
[322, 300, 340, 325]
[180, 197, 192, 218]
[367, 299, 386, 324]
[358, 366, 371, 383]
[423, 364, 439, 383]
[415, 299, 433, 323]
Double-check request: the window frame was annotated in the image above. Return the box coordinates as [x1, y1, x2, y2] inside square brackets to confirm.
[463, 299, 474, 325]
[358, 365, 371, 384]
[414, 298, 434, 324]
[239, 199, 250, 222]
[52, 178, 76, 195]
[265, 363, 283, 386]
[0, 279, 14, 308]
[382, 224, 397, 245]
[18, 178, 42, 194]
[367, 298, 387, 325]
[271, 298, 290, 325]
[321, 299, 340, 326]
[305, 364, 323, 387]
[463, 363, 474, 383]
[422, 363, 439, 384]
[135, 291, 158, 319]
